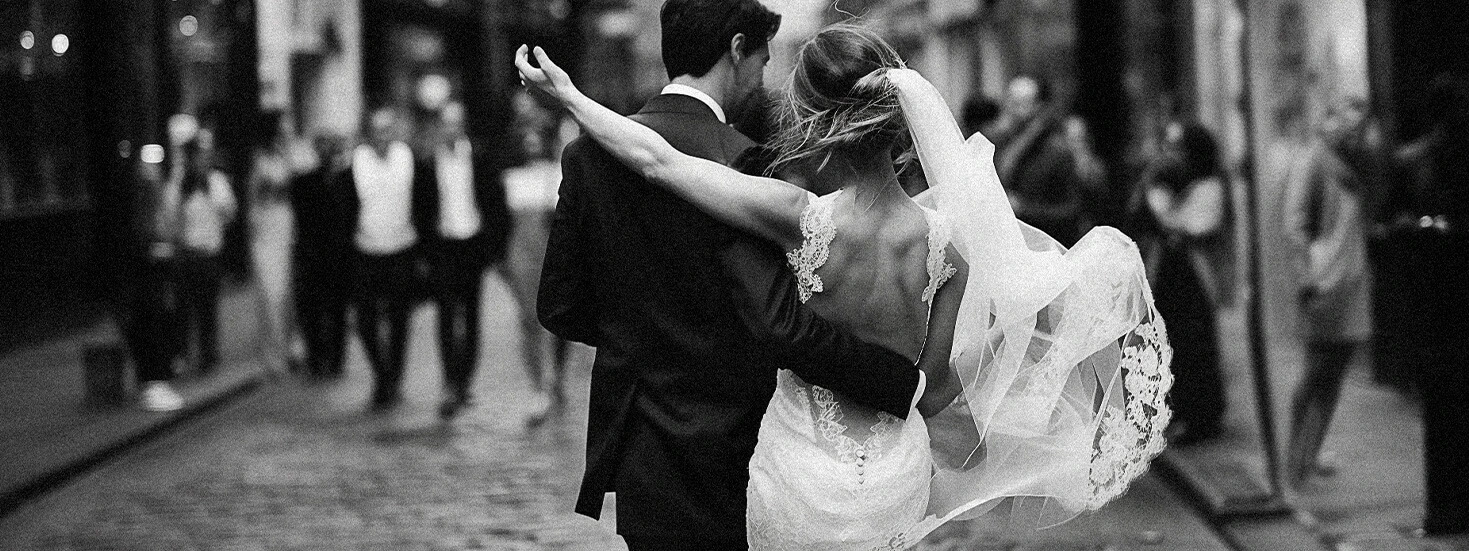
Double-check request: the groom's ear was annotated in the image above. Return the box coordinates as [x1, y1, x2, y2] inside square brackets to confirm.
[729, 33, 747, 63]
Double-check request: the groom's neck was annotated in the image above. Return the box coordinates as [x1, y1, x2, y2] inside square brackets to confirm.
[669, 71, 729, 110]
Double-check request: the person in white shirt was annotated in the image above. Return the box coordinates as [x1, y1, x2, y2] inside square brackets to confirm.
[350, 107, 421, 411]
[420, 101, 510, 419]
[170, 116, 237, 376]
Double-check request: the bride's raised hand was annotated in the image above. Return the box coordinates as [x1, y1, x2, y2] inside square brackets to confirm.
[514, 45, 579, 105]
[513, 43, 806, 248]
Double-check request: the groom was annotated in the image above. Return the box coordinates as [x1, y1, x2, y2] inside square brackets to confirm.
[538, 0, 921, 548]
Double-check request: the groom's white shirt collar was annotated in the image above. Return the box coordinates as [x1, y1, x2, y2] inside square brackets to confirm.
[661, 83, 726, 123]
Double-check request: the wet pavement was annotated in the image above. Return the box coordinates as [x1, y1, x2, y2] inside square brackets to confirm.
[0, 273, 1230, 550]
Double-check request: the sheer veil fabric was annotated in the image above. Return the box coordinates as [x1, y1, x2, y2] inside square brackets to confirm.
[887, 68, 1174, 543]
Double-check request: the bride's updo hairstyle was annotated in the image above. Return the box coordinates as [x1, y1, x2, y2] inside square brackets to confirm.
[770, 23, 910, 173]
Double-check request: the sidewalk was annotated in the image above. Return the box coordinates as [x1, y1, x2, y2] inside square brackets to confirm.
[0, 283, 270, 516]
[1158, 303, 1469, 551]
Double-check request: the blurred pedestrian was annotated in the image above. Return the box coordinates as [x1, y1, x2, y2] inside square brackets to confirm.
[247, 109, 300, 375]
[1281, 97, 1373, 487]
[994, 75, 1084, 246]
[290, 133, 355, 381]
[1130, 120, 1231, 446]
[1394, 73, 1469, 536]
[170, 113, 237, 375]
[349, 107, 423, 411]
[419, 101, 511, 419]
[128, 139, 186, 412]
[503, 89, 573, 422]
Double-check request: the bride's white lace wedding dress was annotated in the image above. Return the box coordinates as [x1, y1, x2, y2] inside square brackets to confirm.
[745, 68, 1172, 551]
[746, 190, 954, 550]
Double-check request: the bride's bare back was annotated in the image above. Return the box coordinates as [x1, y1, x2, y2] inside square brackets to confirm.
[802, 189, 936, 363]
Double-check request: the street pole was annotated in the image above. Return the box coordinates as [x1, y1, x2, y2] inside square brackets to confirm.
[1233, 0, 1286, 502]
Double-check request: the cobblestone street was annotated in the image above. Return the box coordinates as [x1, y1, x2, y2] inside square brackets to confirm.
[0, 274, 1228, 550]
[0, 275, 622, 551]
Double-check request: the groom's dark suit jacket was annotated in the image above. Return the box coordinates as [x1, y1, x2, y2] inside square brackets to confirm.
[539, 94, 921, 544]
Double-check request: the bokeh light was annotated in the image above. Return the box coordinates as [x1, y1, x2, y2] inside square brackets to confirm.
[180, 16, 199, 37]
[140, 144, 165, 164]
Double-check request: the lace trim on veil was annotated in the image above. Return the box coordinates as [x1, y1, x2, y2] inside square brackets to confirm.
[1088, 315, 1173, 508]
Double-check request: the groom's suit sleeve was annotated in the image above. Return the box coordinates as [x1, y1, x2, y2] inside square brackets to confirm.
[538, 139, 600, 346]
[717, 237, 921, 419]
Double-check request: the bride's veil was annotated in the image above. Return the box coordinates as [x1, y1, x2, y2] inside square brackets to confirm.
[887, 68, 1174, 540]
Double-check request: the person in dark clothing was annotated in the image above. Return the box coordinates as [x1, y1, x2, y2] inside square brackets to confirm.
[1393, 73, 1469, 536]
[289, 134, 355, 381]
[123, 147, 185, 412]
[994, 75, 1084, 246]
[417, 101, 511, 419]
[535, 1, 920, 547]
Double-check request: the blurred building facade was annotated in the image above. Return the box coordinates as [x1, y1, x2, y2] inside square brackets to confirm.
[255, 0, 587, 167]
[0, 0, 595, 343]
[0, 0, 260, 344]
[0, 0, 92, 344]
[837, 0, 1462, 360]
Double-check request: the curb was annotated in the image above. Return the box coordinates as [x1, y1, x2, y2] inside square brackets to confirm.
[1152, 452, 1328, 551]
[0, 372, 266, 518]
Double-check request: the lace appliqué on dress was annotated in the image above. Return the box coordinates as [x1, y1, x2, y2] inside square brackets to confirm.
[787, 192, 838, 304]
[810, 385, 901, 469]
[920, 208, 958, 304]
[1087, 315, 1173, 509]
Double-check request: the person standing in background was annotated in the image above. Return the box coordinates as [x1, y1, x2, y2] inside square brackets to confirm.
[349, 107, 423, 411]
[419, 101, 511, 419]
[247, 110, 300, 375]
[1281, 98, 1373, 487]
[1394, 73, 1469, 536]
[129, 138, 187, 412]
[290, 134, 355, 381]
[171, 114, 238, 375]
[993, 75, 1084, 247]
[503, 89, 572, 423]
[1130, 121, 1231, 446]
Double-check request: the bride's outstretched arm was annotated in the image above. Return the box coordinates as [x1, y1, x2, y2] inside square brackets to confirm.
[516, 45, 806, 248]
[916, 246, 967, 418]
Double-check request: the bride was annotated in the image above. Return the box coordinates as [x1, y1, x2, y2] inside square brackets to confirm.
[517, 24, 1173, 549]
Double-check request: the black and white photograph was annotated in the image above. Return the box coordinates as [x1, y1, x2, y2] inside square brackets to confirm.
[0, 0, 1464, 549]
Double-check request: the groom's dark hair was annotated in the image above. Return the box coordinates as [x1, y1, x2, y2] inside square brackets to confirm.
[660, 0, 781, 80]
